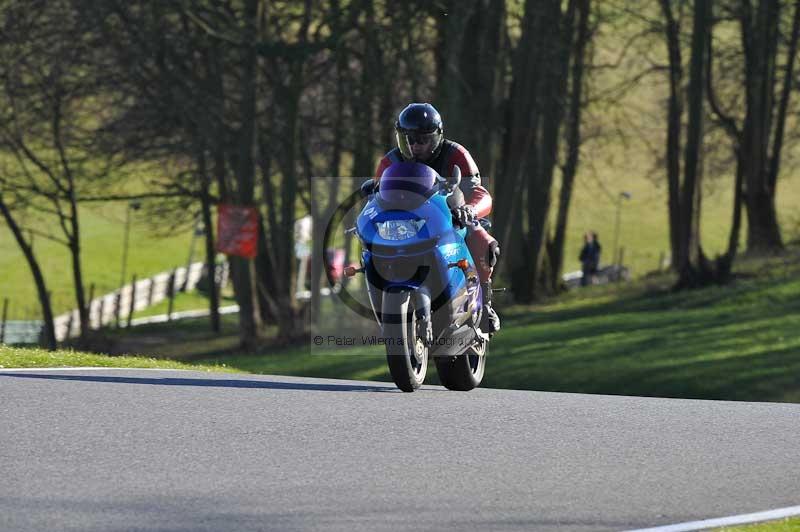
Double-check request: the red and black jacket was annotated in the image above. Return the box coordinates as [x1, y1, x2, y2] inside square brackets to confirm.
[373, 140, 492, 219]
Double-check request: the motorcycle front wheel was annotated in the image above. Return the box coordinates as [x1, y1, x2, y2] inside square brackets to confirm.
[382, 290, 428, 392]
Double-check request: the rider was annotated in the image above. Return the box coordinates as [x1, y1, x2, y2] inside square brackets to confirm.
[374, 103, 501, 334]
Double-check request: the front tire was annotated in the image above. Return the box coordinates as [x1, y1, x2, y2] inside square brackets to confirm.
[434, 339, 486, 391]
[382, 291, 428, 392]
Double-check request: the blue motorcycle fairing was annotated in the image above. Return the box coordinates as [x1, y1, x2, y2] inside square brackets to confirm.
[357, 192, 483, 337]
[358, 194, 473, 289]
[357, 194, 465, 244]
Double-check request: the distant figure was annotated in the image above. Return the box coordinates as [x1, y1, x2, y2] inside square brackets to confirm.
[579, 231, 602, 286]
[591, 231, 601, 268]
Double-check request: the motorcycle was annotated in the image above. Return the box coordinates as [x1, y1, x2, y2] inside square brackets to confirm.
[352, 161, 492, 392]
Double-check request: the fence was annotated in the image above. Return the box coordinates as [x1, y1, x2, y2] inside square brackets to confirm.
[0, 261, 229, 345]
[0, 320, 44, 345]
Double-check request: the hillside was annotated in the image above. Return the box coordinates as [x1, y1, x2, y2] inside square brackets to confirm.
[0, 200, 193, 319]
[195, 249, 800, 403]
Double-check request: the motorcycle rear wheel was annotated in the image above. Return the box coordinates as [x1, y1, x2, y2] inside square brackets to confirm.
[382, 291, 428, 392]
[434, 339, 486, 391]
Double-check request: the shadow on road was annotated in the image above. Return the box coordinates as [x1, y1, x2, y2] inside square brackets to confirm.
[0, 372, 398, 393]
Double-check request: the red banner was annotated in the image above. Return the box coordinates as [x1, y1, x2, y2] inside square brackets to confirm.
[216, 204, 259, 258]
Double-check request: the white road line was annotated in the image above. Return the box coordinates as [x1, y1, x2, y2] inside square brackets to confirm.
[626, 504, 800, 532]
[0, 367, 193, 372]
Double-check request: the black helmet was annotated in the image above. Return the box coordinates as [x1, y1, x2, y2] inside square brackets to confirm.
[395, 103, 444, 161]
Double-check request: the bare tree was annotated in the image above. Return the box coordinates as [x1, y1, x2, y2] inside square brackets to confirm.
[0, 193, 56, 349]
[548, 0, 592, 292]
[82, 0, 267, 340]
[702, 0, 799, 276]
[660, 0, 715, 288]
[495, 0, 584, 302]
[724, 0, 799, 253]
[0, 0, 127, 344]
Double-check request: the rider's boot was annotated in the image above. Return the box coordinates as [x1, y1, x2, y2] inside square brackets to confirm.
[480, 280, 501, 334]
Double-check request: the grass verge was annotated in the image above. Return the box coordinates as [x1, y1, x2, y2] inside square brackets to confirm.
[0, 345, 228, 373]
[716, 517, 800, 531]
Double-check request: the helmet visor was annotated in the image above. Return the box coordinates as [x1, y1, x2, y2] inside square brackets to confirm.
[396, 130, 441, 160]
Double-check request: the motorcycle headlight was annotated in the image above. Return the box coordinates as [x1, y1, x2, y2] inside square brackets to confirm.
[375, 219, 425, 241]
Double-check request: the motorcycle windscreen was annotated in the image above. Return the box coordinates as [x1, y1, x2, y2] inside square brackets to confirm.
[378, 173, 437, 210]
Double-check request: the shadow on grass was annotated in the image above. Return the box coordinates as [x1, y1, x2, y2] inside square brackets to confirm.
[502, 306, 786, 356]
[480, 274, 800, 402]
[0, 372, 398, 393]
[506, 274, 800, 328]
[485, 319, 800, 402]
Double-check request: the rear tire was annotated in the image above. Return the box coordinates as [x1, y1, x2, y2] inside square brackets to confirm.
[383, 291, 428, 392]
[434, 340, 486, 391]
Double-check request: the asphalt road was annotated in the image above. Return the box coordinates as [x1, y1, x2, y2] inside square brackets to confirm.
[1, 368, 799, 532]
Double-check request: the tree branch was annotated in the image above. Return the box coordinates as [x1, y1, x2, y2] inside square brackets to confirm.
[767, 0, 800, 190]
[705, 20, 741, 141]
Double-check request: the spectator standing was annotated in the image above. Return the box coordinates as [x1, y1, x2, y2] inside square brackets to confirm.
[579, 232, 602, 286]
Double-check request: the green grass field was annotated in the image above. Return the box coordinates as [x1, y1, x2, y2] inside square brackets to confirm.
[718, 517, 800, 531]
[130, 289, 237, 319]
[0, 344, 226, 372]
[0, 199, 194, 319]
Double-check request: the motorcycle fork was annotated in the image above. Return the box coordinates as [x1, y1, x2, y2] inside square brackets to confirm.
[412, 287, 433, 346]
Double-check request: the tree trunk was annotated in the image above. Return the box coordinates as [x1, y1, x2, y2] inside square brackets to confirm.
[230, 0, 263, 349]
[549, 0, 590, 291]
[522, 0, 575, 300]
[744, 189, 782, 252]
[352, 0, 378, 179]
[64, 174, 89, 346]
[0, 197, 57, 350]
[660, 0, 683, 267]
[50, 93, 90, 345]
[300, 130, 323, 327]
[256, 140, 280, 324]
[495, 0, 544, 301]
[676, 0, 711, 288]
[766, 0, 800, 193]
[435, 0, 480, 143]
[257, 0, 313, 343]
[706, 7, 742, 282]
[198, 147, 220, 333]
[495, 0, 577, 301]
[717, 149, 745, 280]
[69, 235, 89, 345]
[274, 85, 301, 341]
[458, 0, 506, 179]
[741, 0, 784, 253]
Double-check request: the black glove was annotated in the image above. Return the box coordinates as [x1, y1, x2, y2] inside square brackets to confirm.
[360, 179, 378, 198]
[451, 205, 476, 228]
